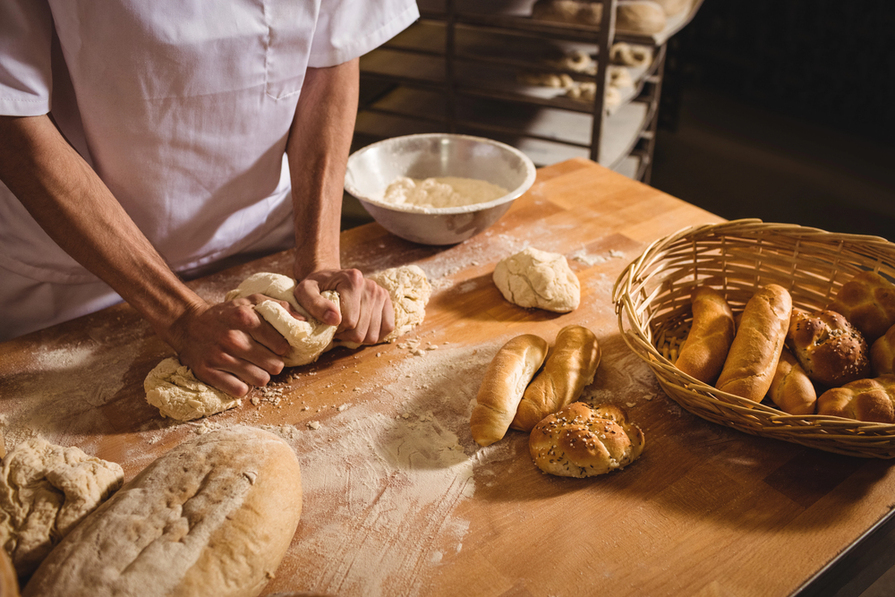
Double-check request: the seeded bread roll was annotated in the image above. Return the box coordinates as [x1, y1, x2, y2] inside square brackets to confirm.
[674, 286, 736, 384]
[511, 325, 602, 432]
[529, 402, 644, 478]
[768, 349, 817, 415]
[870, 324, 895, 375]
[715, 284, 792, 401]
[786, 309, 871, 387]
[470, 334, 549, 446]
[23, 427, 302, 597]
[827, 271, 895, 343]
[816, 375, 895, 423]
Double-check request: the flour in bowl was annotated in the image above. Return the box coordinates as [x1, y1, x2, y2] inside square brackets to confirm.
[381, 176, 507, 210]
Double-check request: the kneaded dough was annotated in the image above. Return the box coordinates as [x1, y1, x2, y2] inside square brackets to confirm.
[225, 272, 340, 367]
[370, 264, 432, 342]
[144, 357, 241, 421]
[0, 438, 123, 577]
[493, 247, 580, 313]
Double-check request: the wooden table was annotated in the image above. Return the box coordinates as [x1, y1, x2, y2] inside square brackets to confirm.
[2, 158, 893, 597]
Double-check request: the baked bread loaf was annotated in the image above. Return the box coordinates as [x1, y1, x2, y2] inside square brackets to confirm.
[827, 271, 895, 343]
[816, 375, 895, 423]
[529, 402, 644, 478]
[786, 309, 871, 387]
[674, 286, 736, 384]
[23, 427, 302, 597]
[715, 284, 792, 401]
[511, 325, 601, 431]
[470, 334, 549, 446]
[870, 324, 895, 375]
[768, 349, 817, 415]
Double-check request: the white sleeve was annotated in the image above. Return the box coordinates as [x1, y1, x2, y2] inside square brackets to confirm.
[0, 0, 54, 116]
[308, 0, 419, 68]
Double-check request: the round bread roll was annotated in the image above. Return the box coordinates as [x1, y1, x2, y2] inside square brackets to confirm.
[870, 324, 895, 376]
[674, 286, 736, 385]
[827, 271, 895, 343]
[470, 334, 549, 447]
[23, 427, 302, 597]
[511, 325, 601, 432]
[529, 402, 644, 478]
[816, 375, 895, 423]
[786, 309, 871, 387]
[768, 349, 817, 415]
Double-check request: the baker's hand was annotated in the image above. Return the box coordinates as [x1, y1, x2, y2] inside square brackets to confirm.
[167, 296, 297, 397]
[294, 269, 395, 345]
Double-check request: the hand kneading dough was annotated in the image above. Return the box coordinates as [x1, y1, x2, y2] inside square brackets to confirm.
[369, 265, 432, 343]
[225, 272, 340, 367]
[144, 357, 241, 421]
[529, 402, 644, 478]
[0, 438, 123, 578]
[493, 247, 580, 313]
[23, 427, 302, 597]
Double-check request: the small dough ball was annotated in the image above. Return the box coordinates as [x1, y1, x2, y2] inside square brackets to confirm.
[0, 438, 123, 577]
[493, 247, 580, 313]
[529, 402, 644, 478]
[144, 357, 241, 421]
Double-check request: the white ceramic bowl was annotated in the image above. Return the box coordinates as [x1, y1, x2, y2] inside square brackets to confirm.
[344, 133, 537, 245]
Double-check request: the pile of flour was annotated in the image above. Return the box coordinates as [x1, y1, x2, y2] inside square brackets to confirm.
[379, 176, 508, 211]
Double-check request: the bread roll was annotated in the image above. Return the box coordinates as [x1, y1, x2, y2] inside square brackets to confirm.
[529, 402, 644, 478]
[870, 324, 895, 375]
[470, 334, 549, 446]
[715, 284, 792, 401]
[511, 325, 601, 431]
[786, 309, 871, 387]
[827, 271, 895, 343]
[816, 375, 895, 423]
[674, 286, 736, 384]
[23, 427, 302, 597]
[768, 349, 817, 415]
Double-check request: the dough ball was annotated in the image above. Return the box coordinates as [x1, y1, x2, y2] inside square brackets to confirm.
[529, 402, 645, 478]
[0, 438, 123, 577]
[144, 357, 241, 421]
[225, 272, 340, 367]
[493, 247, 580, 313]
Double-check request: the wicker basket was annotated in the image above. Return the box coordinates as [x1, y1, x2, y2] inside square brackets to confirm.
[612, 219, 895, 459]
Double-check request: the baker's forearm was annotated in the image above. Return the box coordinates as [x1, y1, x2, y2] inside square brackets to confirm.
[286, 58, 360, 280]
[0, 115, 204, 342]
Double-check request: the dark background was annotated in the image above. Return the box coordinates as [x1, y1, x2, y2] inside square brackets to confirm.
[650, 0, 895, 238]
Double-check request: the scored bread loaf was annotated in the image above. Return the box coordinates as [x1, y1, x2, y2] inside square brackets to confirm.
[511, 325, 601, 431]
[715, 284, 793, 401]
[470, 334, 549, 446]
[674, 286, 736, 384]
[786, 309, 871, 387]
[529, 402, 644, 478]
[816, 375, 895, 423]
[768, 349, 817, 415]
[870, 324, 895, 375]
[23, 427, 302, 597]
[827, 271, 895, 343]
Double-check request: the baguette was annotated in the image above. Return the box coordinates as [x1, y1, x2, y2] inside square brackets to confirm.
[674, 286, 736, 384]
[23, 427, 302, 597]
[470, 334, 549, 446]
[768, 348, 817, 415]
[510, 325, 601, 431]
[816, 375, 895, 423]
[715, 284, 792, 401]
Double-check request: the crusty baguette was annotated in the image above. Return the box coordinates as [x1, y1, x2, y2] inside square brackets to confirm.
[674, 286, 736, 384]
[470, 334, 549, 446]
[768, 348, 817, 415]
[23, 427, 302, 597]
[715, 284, 793, 401]
[511, 325, 601, 431]
[816, 375, 895, 423]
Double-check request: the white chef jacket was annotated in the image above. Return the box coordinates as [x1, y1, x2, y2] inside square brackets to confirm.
[0, 0, 419, 338]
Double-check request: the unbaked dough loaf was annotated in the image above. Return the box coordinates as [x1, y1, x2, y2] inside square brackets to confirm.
[493, 247, 580, 313]
[369, 265, 432, 343]
[529, 402, 644, 478]
[225, 272, 340, 367]
[0, 438, 123, 578]
[144, 357, 241, 422]
[23, 427, 302, 597]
